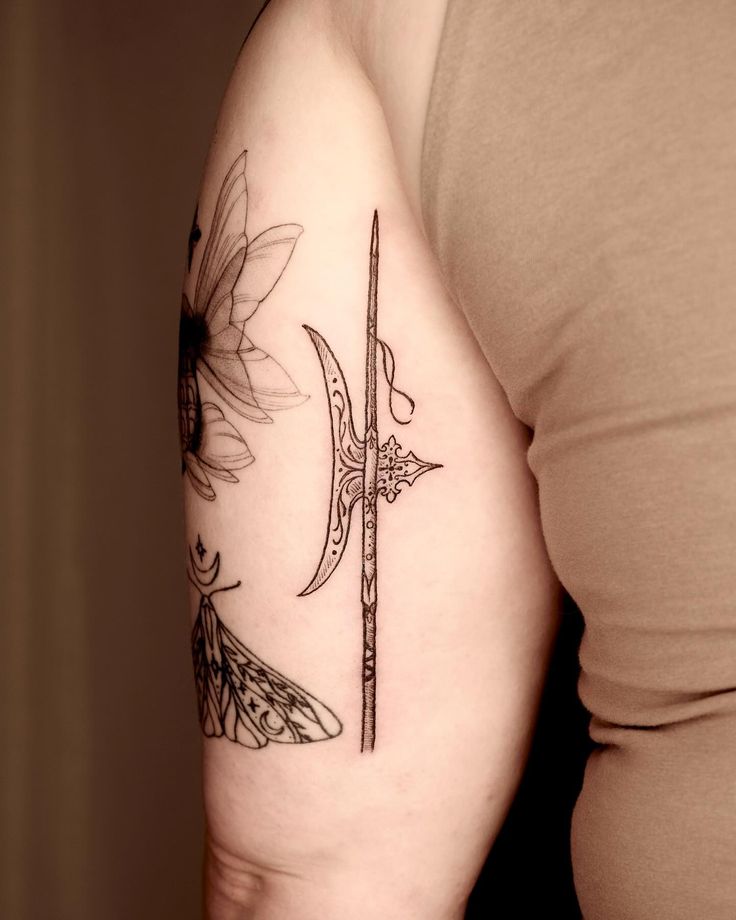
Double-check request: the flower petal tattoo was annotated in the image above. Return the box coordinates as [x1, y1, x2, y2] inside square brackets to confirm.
[178, 152, 307, 500]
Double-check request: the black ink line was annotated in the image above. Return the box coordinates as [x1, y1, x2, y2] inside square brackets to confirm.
[361, 210, 379, 753]
[188, 539, 342, 749]
[299, 212, 441, 752]
[187, 205, 201, 272]
[239, 0, 273, 53]
[178, 151, 307, 501]
[377, 338, 415, 425]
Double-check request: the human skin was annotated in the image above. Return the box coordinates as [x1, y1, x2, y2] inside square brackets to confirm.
[179, 3, 561, 917]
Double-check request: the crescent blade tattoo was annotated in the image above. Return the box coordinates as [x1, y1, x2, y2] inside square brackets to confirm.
[300, 211, 442, 752]
[299, 326, 365, 596]
[189, 539, 343, 748]
[178, 151, 307, 501]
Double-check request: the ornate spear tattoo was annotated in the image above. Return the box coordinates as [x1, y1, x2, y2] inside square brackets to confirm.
[300, 211, 441, 752]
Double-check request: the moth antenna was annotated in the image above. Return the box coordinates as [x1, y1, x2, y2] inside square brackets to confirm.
[208, 580, 242, 599]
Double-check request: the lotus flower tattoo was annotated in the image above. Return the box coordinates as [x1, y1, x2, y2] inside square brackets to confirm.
[178, 152, 306, 500]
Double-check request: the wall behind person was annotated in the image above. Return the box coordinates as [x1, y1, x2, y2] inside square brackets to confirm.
[1, 2, 262, 918]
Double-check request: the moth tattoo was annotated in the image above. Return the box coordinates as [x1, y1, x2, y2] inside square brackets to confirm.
[178, 152, 307, 500]
[189, 537, 343, 748]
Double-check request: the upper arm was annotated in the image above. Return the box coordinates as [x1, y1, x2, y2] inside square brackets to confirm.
[179, 2, 560, 914]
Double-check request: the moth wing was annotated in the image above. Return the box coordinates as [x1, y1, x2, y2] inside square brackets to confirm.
[217, 616, 343, 745]
[192, 595, 342, 748]
[191, 598, 265, 749]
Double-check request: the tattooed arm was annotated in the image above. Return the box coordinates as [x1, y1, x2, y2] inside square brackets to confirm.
[180, 2, 561, 918]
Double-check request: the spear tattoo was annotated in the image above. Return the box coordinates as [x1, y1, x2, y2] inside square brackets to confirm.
[300, 211, 441, 752]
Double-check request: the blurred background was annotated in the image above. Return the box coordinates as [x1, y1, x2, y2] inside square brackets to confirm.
[0, 1, 591, 917]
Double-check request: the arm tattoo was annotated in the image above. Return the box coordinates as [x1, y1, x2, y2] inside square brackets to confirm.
[186, 206, 201, 272]
[189, 537, 342, 747]
[181, 157, 441, 753]
[299, 212, 441, 752]
[178, 152, 306, 501]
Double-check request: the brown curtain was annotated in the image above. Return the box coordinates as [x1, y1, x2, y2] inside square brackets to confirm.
[1, 2, 262, 917]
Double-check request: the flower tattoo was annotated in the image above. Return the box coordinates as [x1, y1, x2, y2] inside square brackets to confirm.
[178, 152, 306, 500]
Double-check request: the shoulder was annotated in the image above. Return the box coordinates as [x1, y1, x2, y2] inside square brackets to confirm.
[225, 0, 448, 218]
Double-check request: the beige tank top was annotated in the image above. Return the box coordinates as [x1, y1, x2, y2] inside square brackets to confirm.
[421, 10, 736, 917]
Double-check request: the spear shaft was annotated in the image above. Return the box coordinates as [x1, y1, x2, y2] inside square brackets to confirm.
[300, 210, 439, 752]
[360, 211, 380, 752]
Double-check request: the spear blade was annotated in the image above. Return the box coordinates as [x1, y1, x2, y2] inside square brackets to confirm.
[299, 325, 365, 596]
[298, 212, 440, 753]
